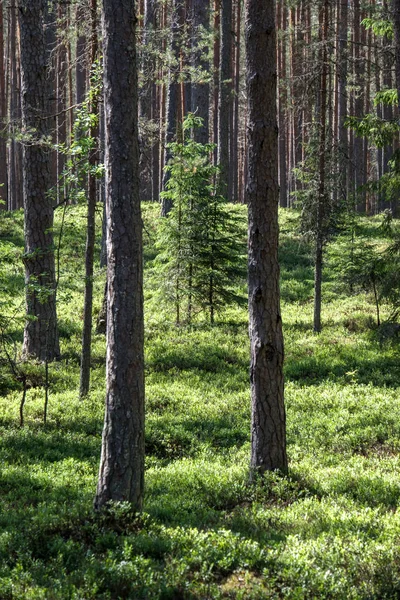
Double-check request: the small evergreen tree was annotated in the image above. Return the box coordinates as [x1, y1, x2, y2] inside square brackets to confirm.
[156, 114, 246, 324]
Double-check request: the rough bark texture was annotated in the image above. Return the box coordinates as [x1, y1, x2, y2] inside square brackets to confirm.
[94, 0, 145, 511]
[278, 0, 287, 208]
[0, 1, 7, 208]
[80, 0, 99, 398]
[161, 0, 181, 216]
[353, 0, 365, 211]
[217, 0, 232, 199]
[139, 0, 156, 201]
[338, 0, 348, 203]
[75, 3, 87, 106]
[9, 4, 23, 211]
[245, 0, 287, 475]
[19, 0, 60, 361]
[313, 0, 328, 334]
[191, 0, 210, 144]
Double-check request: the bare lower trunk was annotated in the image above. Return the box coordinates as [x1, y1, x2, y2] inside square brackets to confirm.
[245, 0, 287, 476]
[95, 0, 144, 511]
[80, 0, 99, 398]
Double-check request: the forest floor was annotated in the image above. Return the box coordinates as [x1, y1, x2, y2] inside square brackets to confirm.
[0, 205, 400, 599]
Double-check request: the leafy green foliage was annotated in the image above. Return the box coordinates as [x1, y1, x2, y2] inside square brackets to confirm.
[156, 114, 247, 324]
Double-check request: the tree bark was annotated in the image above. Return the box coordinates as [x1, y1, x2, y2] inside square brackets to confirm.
[80, 0, 99, 398]
[217, 0, 232, 199]
[19, 0, 60, 361]
[139, 0, 156, 200]
[95, 0, 145, 511]
[278, 0, 288, 208]
[161, 0, 182, 215]
[191, 0, 210, 144]
[9, 3, 23, 211]
[245, 0, 287, 476]
[75, 3, 87, 106]
[313, 0, 329, 334]
[338, 0, 348, 204]
[0, 0, 7, 209]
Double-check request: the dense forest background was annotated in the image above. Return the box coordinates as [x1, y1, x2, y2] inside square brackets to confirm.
[2, 0, 400, 214]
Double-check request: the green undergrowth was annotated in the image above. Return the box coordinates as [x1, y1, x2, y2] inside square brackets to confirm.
[0, 205, 400, 598]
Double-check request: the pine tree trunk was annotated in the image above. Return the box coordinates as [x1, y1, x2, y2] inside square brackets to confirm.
[191, 0, 210, 144]
[338, 0, 348, 204]
[278, 0, 288, 208]
[161, 0, 182, 215]
[231, 0, 241, 202]
[9, 4, 23, 211]
[217, 0, 232, 199]
[212, 0, 220, 165]
[245, 0, 287, 476]
[56, 3, 68, 204]
[94, 0, 145, 511]
[382, 1, 393, 180]
[314, 0, 328, 334]
[80, 0, 99, 398]
[75, 3, 87, 105]
[139, 0, 156, 200]
[0, 0, 7, 209]
[19, 0, 60, 361]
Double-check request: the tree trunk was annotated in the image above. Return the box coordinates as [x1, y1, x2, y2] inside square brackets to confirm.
[80, 0, 99, 398]
[314, 0, 329, 334]
[94, 0, 145, 511]
[245, 0, 287, 476]
[161, 0, 182, 215]
[278, 0, 288, 208]
[19, 0, 59, 361]
[338, 0, 348, 204]
[76, 3, 87, 106]
[56, 2, 68, 205]
[232, 0, 241, 203]
[139, 0, 156, 201]
[9, 4, 23, 211]
[191, 0, 210, 144]
[0, 0, 7, 209]
[217, 0, 232, 199]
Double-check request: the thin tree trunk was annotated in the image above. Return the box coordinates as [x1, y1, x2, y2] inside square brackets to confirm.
[245, 0, 287, 475]
[75, 3, 87, 106]
[0, 0, 7, 209]
[56, 2, 68, 204]
[314, 0, 329, 334]
[191, 0, 210, 144]
[95, 0, 145, 511]
[217, 0, 232, 198]
[232, 0, 240, 202]
[161, 0, 182, 215]
[212, 0, 220, 165]
[278, 0, 288, 208]
[338, 0, 348, 205]
[9, 4, 23, 211]
[80, 0, 99, 398]
[139, 0, 156, 200]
